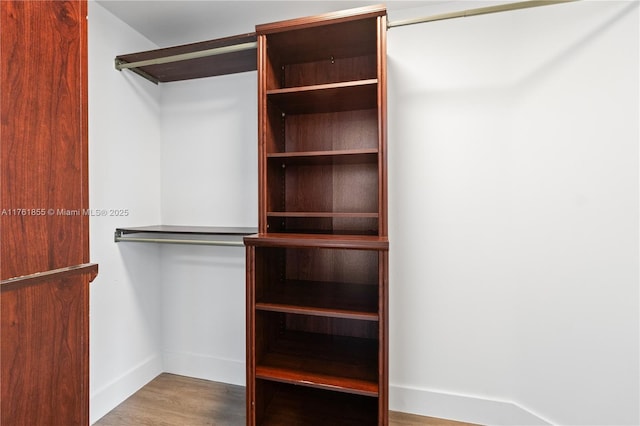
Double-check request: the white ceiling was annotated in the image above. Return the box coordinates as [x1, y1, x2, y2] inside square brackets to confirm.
[95, 0, 438, 47]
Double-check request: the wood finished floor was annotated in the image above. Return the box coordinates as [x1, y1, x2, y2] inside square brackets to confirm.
[94, 373, 475, 426]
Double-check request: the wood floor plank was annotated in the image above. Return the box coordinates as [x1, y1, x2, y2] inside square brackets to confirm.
[389, 411, 475, 426]
[94, 373, 475, 426]
[95, 374, 244, 426]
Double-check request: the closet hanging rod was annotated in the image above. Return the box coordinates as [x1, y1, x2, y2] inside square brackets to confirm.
[115, 41, 257, 71]
[387, 0, 578, 29]
[114, 236, 245, 247]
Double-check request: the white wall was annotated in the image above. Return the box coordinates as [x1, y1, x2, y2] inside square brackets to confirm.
[88, 4, 258, 423]
[159, 74, 258, 385]
[160, 75, 257, 228]
[88, 2, 163, 423]
[387, 1, 639, 425]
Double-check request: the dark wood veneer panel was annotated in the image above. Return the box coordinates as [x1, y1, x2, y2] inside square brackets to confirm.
[284, 55, 377, 88]
[378, 14, 389, 239]
[254, 245, 380, 283]
[256, 279, 378, 320]
[284, 246, 378, 284]
[267, 162, 378, 214]
[378, 249, 390, 424]
[1, 273, 90, 425]
[1, 0, 89, 280]
[1, 3, 93, 425]
[284, 109, 378, 154]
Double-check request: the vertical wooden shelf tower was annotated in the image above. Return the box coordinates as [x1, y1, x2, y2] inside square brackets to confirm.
[245, 5, 389, 425]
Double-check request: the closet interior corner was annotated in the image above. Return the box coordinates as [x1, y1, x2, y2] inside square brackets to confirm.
[114, 4, 389, 425]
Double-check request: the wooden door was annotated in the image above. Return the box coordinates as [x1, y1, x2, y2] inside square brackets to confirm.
[1, 1, 96, 424]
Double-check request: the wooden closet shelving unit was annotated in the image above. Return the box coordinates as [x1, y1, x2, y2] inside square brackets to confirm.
[245, 5, 389, 425]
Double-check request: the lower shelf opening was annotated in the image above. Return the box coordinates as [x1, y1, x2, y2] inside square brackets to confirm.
[256, 380, 379, 426]
[255, 311, 379, 396]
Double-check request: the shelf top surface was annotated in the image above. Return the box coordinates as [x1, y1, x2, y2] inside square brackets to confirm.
[116, 225, 258, 236]
[244, 233, 388, 250]
[115, 33, 257, 83]
[256, 4, 386, 34]
[266, 79, 377, 95]
[267, 79, 377, 114]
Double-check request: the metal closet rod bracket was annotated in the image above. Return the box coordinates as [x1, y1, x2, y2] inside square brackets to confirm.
[387, 0, 579, 29]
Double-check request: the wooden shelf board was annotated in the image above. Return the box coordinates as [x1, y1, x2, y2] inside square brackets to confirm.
[245, 233, 388, 250]
[256, 331, 378, 397]
[115, 33, 257, 83]
[267, 149, 377, 165]
[267, 212, 378, 218]
[0, 263, 98, 291]
[267, 79, 377, 95]
[267, 79, 377, 114]
[256, 279, 378, 321]
[257, 303, 377, 321]
[256, 366, 377, 397]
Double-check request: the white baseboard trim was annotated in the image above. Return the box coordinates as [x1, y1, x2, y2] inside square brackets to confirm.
[90, 354, 163, 425]
[89, 356, 553, 426]
[390, 384, 553, 426]
[163, 350, 245, 387]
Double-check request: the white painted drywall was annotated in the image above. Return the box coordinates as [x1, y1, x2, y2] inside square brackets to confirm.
[88, 2, 164, 423]
[159, 74, 258, 385]
[387, 1, 639, 424]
